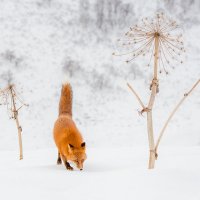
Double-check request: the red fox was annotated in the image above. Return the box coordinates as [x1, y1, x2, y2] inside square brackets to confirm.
[53, 83, 87, 170]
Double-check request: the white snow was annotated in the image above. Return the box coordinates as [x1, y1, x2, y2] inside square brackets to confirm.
[0, 0, 199, 199]
[0, 147, 200, 200]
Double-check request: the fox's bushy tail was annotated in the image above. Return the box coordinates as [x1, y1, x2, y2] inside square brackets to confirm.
[59, 83, 73, 116]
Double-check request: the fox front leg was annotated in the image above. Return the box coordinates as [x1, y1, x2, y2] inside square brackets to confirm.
[57, 152, 62, 165]
[61, 154, 73, 170]
[65, 161, 73, 171]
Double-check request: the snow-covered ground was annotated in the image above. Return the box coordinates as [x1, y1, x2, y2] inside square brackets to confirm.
[0, 0, 199, 199]
[0, 147, 200, 200]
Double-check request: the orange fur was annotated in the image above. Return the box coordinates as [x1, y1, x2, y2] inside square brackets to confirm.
[53, 83, 86, 170]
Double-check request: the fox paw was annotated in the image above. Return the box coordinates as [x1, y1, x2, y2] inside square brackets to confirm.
[66, 166, 73, 171]
[57, 159, 62, 165]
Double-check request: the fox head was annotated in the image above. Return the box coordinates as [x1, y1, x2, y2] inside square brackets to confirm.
[67, 142, 87, 170]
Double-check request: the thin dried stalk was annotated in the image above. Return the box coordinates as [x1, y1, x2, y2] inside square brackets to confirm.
[155, 79, 200, 153]
[10, 85, 23, 160]
[146, 35, 159, 169]
[127, 83, 145, 109]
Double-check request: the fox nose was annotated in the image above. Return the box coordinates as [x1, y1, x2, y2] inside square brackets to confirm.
[80, 168, 83, 171]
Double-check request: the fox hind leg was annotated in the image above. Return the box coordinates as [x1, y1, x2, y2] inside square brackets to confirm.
[57, 152, 62, 165]
[61, 154, 73, 170]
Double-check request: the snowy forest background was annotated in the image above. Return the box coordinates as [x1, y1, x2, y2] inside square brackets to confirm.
[0, 0, 199, 151]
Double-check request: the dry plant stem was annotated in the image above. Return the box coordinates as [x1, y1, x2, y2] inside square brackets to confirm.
[10, 86, 23, 160]
[155, 79, 200, 153]
[127, 83, 145, 109]
[147, 35, 159, 169]
[127, 36, 159, 169]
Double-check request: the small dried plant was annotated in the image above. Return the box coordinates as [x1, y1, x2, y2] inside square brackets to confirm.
[113, 13, 200, 169]
[0, 84, 28, 160]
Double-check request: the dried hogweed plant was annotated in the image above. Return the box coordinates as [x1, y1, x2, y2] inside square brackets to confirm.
[0, 84, 28, 160]
[113, 13, 200, 169]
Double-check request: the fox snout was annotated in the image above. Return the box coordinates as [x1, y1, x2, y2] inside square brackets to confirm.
[76, 162, 84, 170]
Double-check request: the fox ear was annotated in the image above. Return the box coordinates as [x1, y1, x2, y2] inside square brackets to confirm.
[81, 142, 86, 148]
[68, 144, 74, 149]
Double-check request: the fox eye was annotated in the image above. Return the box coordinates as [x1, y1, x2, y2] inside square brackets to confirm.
[69, 144, 74, 148]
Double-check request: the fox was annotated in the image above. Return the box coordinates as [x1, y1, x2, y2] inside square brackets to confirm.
[53, 83, 87, 171]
